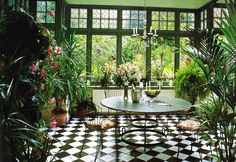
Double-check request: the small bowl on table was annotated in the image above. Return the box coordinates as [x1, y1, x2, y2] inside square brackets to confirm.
[145, 90, 161, 102]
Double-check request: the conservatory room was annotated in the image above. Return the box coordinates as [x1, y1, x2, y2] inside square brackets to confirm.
[0, 0, 235, 161]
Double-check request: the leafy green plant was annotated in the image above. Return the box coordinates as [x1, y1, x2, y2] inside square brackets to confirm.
[0, 7, 52, 161]
[76, 82, 96, 114]
[174, 62, 209, 104]
[183, 0, 236, 161]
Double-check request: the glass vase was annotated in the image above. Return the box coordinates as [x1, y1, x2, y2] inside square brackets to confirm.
[123, 85, 128, 101]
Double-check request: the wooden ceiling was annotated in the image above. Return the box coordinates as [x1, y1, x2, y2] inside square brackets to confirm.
[66, 0, 224, 9]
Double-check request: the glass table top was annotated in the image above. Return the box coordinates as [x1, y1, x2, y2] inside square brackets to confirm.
[101, 96, 192, 113]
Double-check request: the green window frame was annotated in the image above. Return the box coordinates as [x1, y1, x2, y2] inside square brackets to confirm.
[122, 10, 146, 29]
[70, 8, 88, 28]
[92, 9, 117, 29]
[180, 12, 195, 31]
[151, 11, 175, 31]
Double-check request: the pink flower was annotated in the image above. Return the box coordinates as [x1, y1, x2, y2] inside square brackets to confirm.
[31, 64, 38, 72]
[49, 10, 55, 17]
[51, 62, 59, 70]
[50, 119, 57, 128]
[40, 69, 47, 77]
[54, 46, 61, 55]
[49, 97, 56, 105]
[48, 47, 53, 54]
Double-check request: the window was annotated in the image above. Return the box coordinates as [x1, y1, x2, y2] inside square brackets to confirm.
[151, 37, 175, 80]
[122, 36, 146, 78]
[122, 10, 146, 29]
[92, 9, 117, 29]
[180, 12, 195, 31]
[92, 35, 117, 82]
[213, 7, 228, 28]
[152, 11, 175, 30]
[36, 0, 55, 23]
[201, 9, 207, 30]
[70, 8, 87, 28]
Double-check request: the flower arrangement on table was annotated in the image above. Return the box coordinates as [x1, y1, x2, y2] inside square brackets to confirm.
[113, 62, 141, 100]
[114, 62, 141, 87]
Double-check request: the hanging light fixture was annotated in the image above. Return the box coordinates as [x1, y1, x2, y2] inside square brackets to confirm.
[132, 0, 158, 47]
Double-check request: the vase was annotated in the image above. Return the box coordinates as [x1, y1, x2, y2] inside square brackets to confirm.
[123, 85, 128, 100]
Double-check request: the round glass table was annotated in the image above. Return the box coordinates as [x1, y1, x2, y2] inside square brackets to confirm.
[101, 96, 192, 147]
[101, 96, 191, 113]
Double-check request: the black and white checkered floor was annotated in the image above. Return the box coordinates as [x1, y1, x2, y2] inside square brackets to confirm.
[48, 114, 216, 162]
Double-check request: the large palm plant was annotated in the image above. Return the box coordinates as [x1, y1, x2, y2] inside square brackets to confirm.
[183, 0, 236, 161]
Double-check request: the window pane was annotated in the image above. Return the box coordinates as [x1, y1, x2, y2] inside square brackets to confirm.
[110, 10, 117, 19]
[46, 14, 55, 23]
[37, 1, 46, 11]
[92, 35, 117, 82]
[109, 20, 117, 29]
[168, 12, 175, 21]
[101, 19, 109, 28]
[180, 22, 187, 30]
[101, 9, 109, 18]
[180, 13, 187, 21]
[122, 20, 130, 29]
[71, 9, 79, 18]
[122, 36, 146, 78]
[152, 21, 159, 29]
[93, 9, 100, 18]
[151, 37, 175, 80]
[79, 19, 87, 28]
[93, 19, 100, 28]
[131, 20, 138, 29]
[47, 1, 55, 11]
[131, 10, 138, 19]
[37, 12, 46, 23]
[80, 9, 87, 18]
[168, 22, 175, 30]
[122, 10, 130, 19]
[71, 19, 78, 28]
[214, 8, 221, 17]
[152, 11, 159, 21]
[139, 11, 146, 19]
[160, 11, 167, 20]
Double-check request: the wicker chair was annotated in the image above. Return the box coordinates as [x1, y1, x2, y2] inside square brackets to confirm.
[79, 106, 117, 161]
[176, 114, 204, 160]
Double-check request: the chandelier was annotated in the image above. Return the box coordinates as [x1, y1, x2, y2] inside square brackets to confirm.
[132, 0, 158, 47]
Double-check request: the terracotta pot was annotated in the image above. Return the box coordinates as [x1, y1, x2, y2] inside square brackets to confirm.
[53, 112, 67, 126]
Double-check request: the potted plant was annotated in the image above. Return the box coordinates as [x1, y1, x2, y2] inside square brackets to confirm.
[74, 82, 96, 118]
[173, 61, 209, 105]
[183, 0, 236, 161]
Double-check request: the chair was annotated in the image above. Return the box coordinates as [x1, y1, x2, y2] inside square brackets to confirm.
[104, 88, 122, 115]
[176, 112, 204, 160]
[79, 97, 118, 161]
